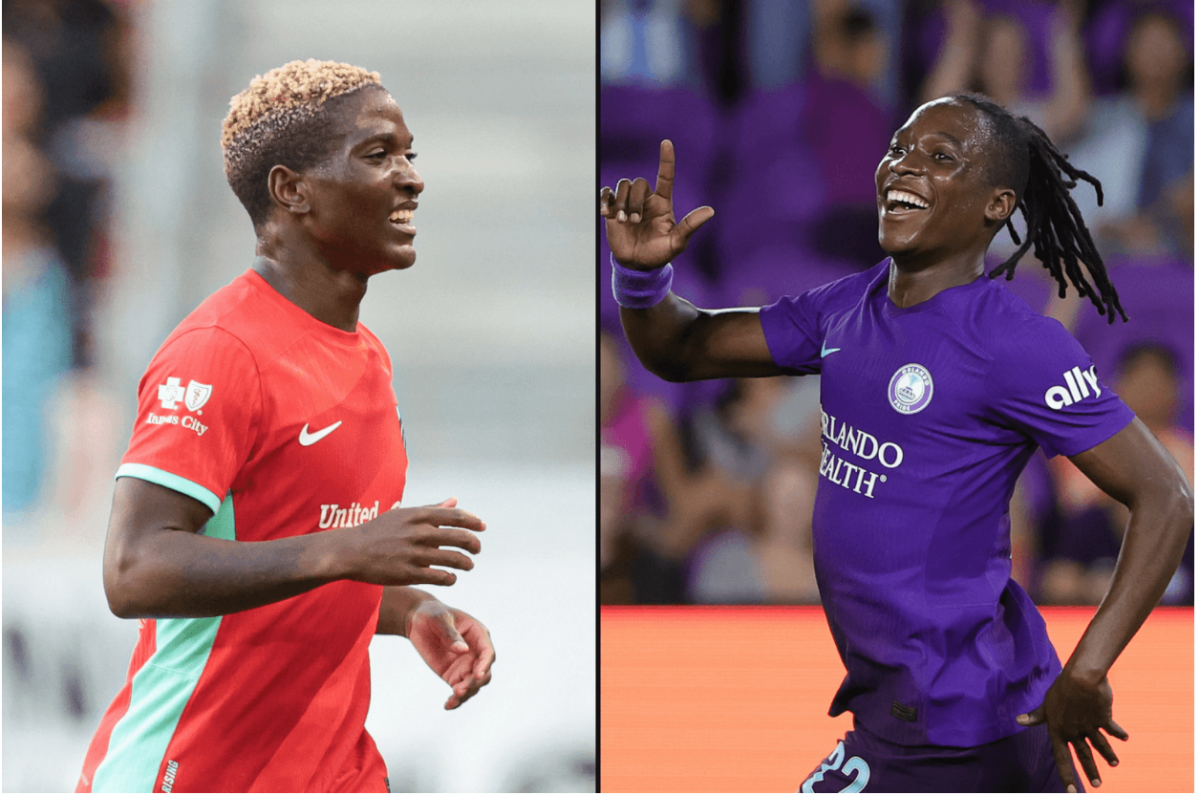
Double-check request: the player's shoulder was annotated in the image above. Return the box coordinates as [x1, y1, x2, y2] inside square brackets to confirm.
[951, 275, 1073, 355]
[157, 270, 308, 366]
[774, 258, 888, 314]
[961, 278, 1095, 384]
[807, 258, 888, 303]
[356, 322, 393, 374]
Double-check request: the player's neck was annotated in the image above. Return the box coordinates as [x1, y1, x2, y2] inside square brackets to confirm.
[251, 248, 366, 333]
[886, 250, 986, 309]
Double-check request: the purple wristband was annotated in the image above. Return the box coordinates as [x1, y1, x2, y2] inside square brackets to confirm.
[611, 254, 674, 309]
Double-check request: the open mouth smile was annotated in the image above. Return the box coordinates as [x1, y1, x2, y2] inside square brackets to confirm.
[883, 189, 930, 215]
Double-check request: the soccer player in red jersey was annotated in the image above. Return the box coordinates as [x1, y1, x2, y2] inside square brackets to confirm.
[76, 60, 495, 793]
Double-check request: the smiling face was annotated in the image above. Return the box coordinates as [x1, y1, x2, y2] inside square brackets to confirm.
[294, 86, 424, 276]
[875, 99, 1014, 267]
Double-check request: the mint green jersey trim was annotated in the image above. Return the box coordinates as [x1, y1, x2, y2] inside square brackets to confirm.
[91, 493, 236, 792]
[115, 463, 221, 514]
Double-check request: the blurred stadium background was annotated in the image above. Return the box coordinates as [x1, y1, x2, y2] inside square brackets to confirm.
[599, 0, 1192, 790]
[3, 0, 595, 791]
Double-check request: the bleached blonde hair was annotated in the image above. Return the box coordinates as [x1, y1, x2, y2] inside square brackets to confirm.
[222, 59, 383, 226]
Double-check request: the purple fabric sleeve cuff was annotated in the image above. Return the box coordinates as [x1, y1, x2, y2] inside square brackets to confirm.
[611, 254, 673, 309]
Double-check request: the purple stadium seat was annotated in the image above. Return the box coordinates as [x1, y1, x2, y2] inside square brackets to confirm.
[713, 242, 862, 308]
[713, 148, 826, 266]
[1073, 257, 1194, 432]
[801, 74, 891, 207]
[729, 85, 810, 165]
[714, 86, 825, 266]
[991, 258, 1056, 313]
[600, 85, 718, 174]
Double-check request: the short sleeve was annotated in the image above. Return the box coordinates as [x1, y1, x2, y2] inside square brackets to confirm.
[986, 315, 1134, 458]
[117, 327, 263, 513]
[759, 290, 823, 374]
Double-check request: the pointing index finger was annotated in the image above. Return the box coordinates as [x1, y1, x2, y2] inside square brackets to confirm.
[655, 139, 676, 201]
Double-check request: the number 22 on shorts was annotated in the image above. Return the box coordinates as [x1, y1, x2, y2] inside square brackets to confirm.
[800, 740, 871, 793]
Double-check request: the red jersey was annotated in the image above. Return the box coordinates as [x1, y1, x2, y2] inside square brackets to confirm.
[78, 269, 408, 793]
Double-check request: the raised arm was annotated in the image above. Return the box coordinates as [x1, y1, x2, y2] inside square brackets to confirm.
[601, 140, 783, 382]
[103, 478, 485, 618]
[1016, 417, 1193, 791]
[1038, 1, 1091, 144]
[919, 0, 983, 104]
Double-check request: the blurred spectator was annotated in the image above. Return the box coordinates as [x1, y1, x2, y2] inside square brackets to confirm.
[3, 41, 74, 520]
[600, 329, 711, 603]
[921, 0, 1090, 143]
[802, 1, 895, 265]
[1042, 342, 1194, 605]
[754, 376, 824, 604]
[2, 1, 133, 526]
[4, 0, 132, 368]
[744, 0, 813, 91]
[686, 377, 782, 602]
[3, 37, 45, 138]
[1092, 9, 1193, 258]
[716, 1, 897, 274]
[601, 0, 700, 89]
[1048, 7, 1193, 262]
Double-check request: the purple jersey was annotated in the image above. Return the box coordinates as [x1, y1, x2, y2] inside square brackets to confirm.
[759, 260, 1134, 748]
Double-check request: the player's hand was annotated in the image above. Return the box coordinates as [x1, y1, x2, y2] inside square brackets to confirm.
[406, 599, 495, 709]
[600, 139, 714, 271]
[1016, 667, 1128, 792]
[342, 498, 485, 587]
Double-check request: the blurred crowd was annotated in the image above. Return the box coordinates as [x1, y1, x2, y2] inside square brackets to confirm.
[3, 0, 132, 523]
[600, 0, 1194, 606]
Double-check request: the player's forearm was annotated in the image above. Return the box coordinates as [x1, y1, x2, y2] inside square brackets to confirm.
[1061, 473, 1193, 683]
[376, 586, 439, 636]
[1044, 18, 1090, 143]
[620, 293, 705, 381]
[919, 4, 976, 103]
[104, 525, 355, 619]
[620, 299, 776, 381]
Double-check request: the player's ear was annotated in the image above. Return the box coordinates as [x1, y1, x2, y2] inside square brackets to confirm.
[267, 165, 310, 216]
[984, 186, 1017, 224]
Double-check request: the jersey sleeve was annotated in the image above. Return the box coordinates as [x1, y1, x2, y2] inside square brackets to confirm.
[758, 290, 823, 374]
[985, 314, 1134, 458]
[117, 327, 263, 513]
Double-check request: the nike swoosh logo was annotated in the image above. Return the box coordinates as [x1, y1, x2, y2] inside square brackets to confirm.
[821, 342, 841, 358]
[299, 421, 343, 446]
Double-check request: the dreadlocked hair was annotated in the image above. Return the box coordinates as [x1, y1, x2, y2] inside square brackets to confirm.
[951, 93, 1127, 323]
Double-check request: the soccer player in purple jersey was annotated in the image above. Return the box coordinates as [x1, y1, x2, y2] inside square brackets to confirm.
[600, 94, 1192, 793]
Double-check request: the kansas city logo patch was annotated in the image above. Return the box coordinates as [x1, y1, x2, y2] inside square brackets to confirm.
[150, 376, 211, 436]
[157, 377, 213, 412]
[185, 380, 212, 411]
[158, 377, 185, 410]
[888, 363, 934, 414]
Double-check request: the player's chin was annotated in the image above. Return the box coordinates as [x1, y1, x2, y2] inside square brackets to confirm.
[877, 229, 918, 257]
[877, 220, 926, 256]
[382, 245, 417, 271]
